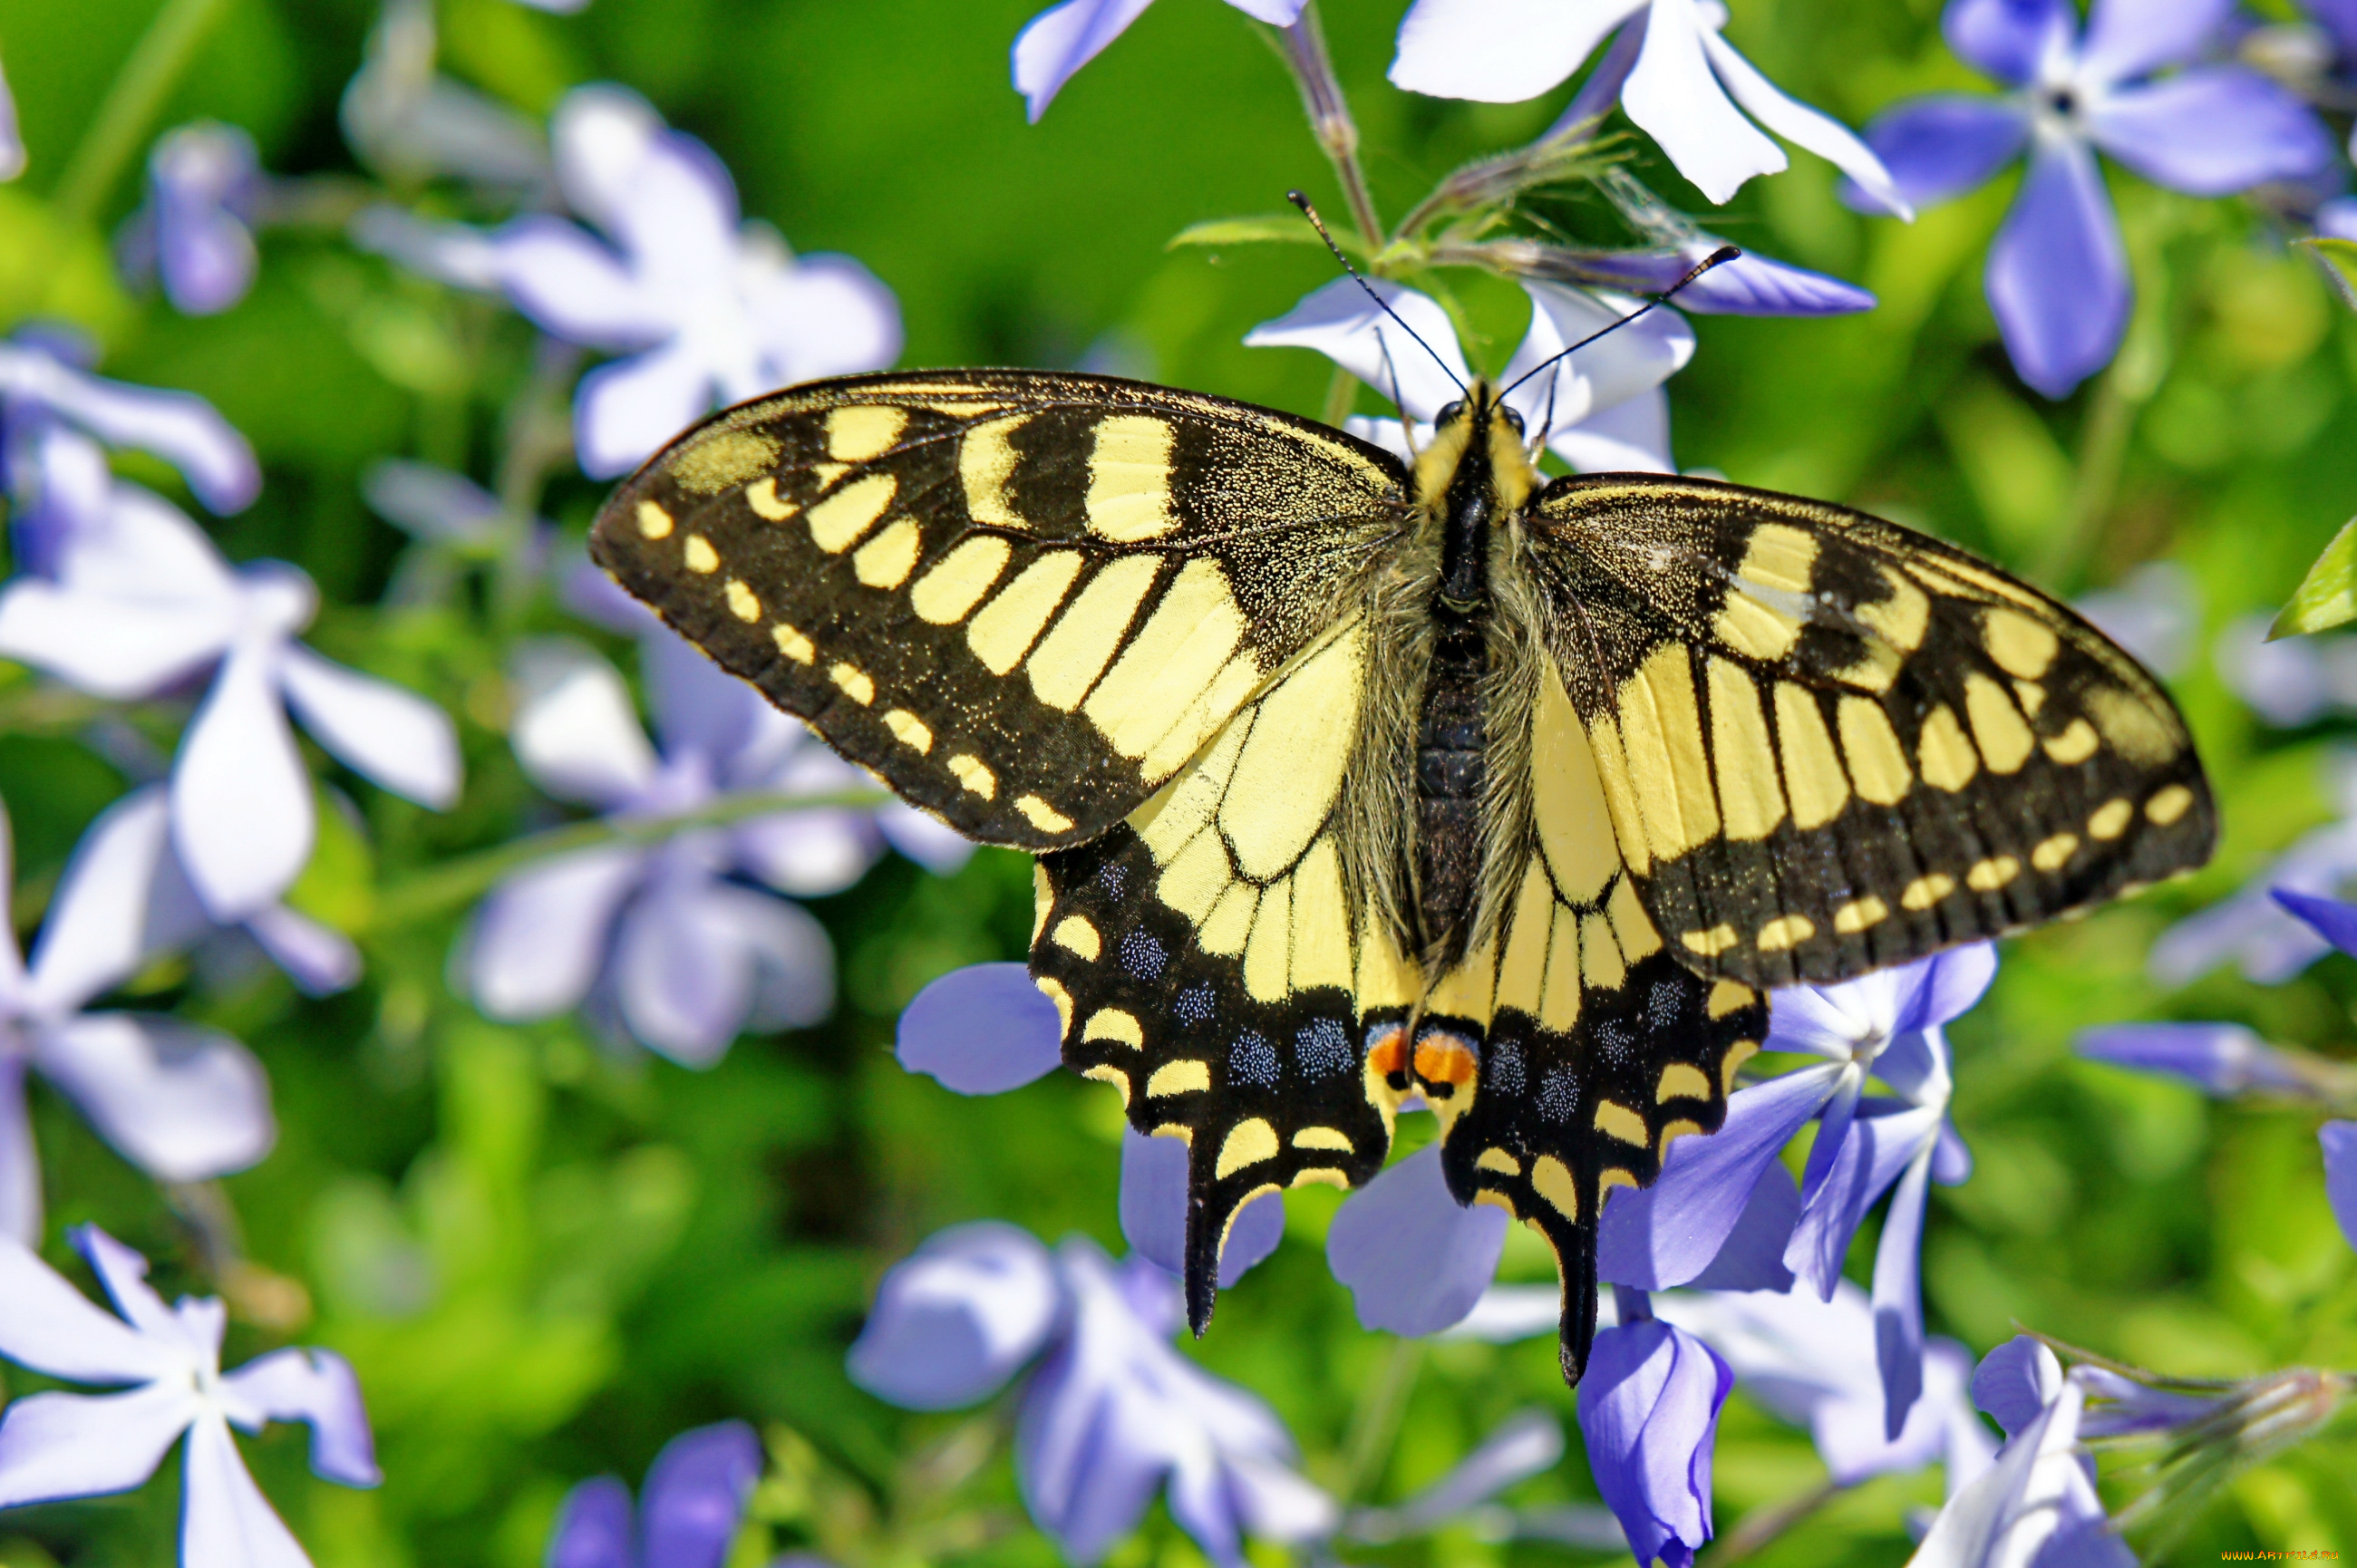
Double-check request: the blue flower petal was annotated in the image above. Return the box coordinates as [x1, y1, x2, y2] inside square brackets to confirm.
[897, 963, 1063, 1095]
[1869, 1147, 1935, 1441]
[847, 1222, 1062, 1410]
[2078, 0, 2235, 84]
[1011, 0, 1159, 122]
[1943, 0, 2076, 85]
[1784, 1104, 1942, 1301]
[2075, 1021, 2308, 1097]
[1682, 1159, 1799, 1292]
[1325, 1144, 1508, 1335]
[1598, 1064, 1840, 1290]
[2090, 68, 2335, 197]
[2322, 1122, 2357, 1253]
[642, 1421, 762, 1568]
[1967, 1334, 2054, 1438]
[1986, 134, 2128, 398]
[1577, 1319, 1731, 1568]
[2273, 887, 2357, 958]
[1852, 95, 2027, 210]
[548, 1476, 635, 1568]
[1120, 1129, 1283, 1287]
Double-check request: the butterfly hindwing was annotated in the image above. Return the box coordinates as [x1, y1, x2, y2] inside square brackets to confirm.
[589, 371, 1409, 849]
[1526, 475, 2216, 988]
[1030, 620, 1392, 1331]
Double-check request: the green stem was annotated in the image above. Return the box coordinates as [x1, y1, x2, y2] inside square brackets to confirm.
[53, 0, 238, 225]
[1697, 1478, 1844, 1568]
[1278, 3, 1384, 249]
[1321, 363, 1360, 428]
[366, 788, 894, 932]
[1337, 1338, 1423, 1503]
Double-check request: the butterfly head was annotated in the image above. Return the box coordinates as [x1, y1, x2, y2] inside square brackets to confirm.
[1415, 379, 1537, 517]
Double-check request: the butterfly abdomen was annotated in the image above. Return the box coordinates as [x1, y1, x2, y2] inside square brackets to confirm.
[1414, 608, 1488, 965]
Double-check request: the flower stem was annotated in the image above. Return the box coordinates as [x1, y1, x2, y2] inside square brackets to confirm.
[1337, 1338, 1424, 1502]
[53, 0, 238, 226]
[1279, 4, 1384, 250]
[1697, 1478, 1844, 1567]
[366, 787, 894, 931]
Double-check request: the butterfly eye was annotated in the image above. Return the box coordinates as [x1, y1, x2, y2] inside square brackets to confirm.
[1432, 400, 1464, 428]
[1499, 406, 1526, 436]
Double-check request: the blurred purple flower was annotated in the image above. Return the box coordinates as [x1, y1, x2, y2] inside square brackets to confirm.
[0, 1225, 377, 1566]
[119, 122, 264, 316]
[0, 329, 258, 575]
[1577, 1289, 1730, 1568]
[1120, 1128, 1283, 1287]
[1390, 0, 1907, 212]
[0, 796, 276, 1244]
[2074, 561, 2197, 680]
[2213, 611, 2357, 728]
[2149, 777, 2357, 986]
[849, 1224, 1334, 1565]
[0, 485, 460, 919]
[2321, 197, 2357, 239]
[547, 1421, 761, 1568]
[1853, 0, 2334, 398]
[1246, 274, 1694, 472]
[1343, 1408, 1568, 1543]
[463, 636, 879, 1062]
[490, 86, 900, 478]
[2075, 1021, 2313, 1097]
[364, 459, 554, 607]
[340, 0, 549, 191]
[1013, 0, 1306, 121]
[1909, 1338, 2132, 1568]
[2323, 1122, 2357, 1251]
[1326, 1144, 1509, 1337]
[1652, 1282, 1995, 1496]
[1602, 944, 1989, 1441]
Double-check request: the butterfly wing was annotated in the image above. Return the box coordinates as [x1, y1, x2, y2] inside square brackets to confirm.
[589, 370, 1410, 849]
[1523, 475, 2215, 989]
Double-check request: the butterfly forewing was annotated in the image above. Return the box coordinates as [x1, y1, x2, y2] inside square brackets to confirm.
[589, 371, 1409, 849]
[1525, 475, 2216, 989]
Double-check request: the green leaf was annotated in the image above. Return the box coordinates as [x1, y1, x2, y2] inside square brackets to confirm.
[286, 788, 378, 934]
[2271, 514, 2357, 638]
[2294, 237, 2357, 311]
[1167, 214, 1345, 253]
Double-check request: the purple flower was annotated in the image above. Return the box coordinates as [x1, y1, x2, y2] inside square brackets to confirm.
[364, 458, 556, 608]
[120, 122, 264, 316]
[1577, 1290, 1731, 1568]
[463, 635, 889, 1061]
[1909, 1339, 2132, 1568]
[1325, 1145, 1509, 1337]
[0, 1225, 378, 1567]
[0, 485, 460, 919]
[1548, 243, 1877, 317]
[1856, 0, 2334, 397]
[891, 965, 1280, 1282]
[1013, 0, 1306, 121]
[0, 330, 257, 575]
[339, 0, 548, 191]
[2323, 1121, 2357, 1251]
[489, 86, 900, 478]
[547, 1421, 761, 1568]
[0, 795, 276, 1244]
[2073, 561, 2197, 680]
[2075, 1021, 2314, 1098]
[848, 1224, 1334, 1565]
[1245, 274, 1694, 472]
[2148, 802, 2357, 986]
[1389, 0, 1906, 212]
[1651, 1282, 1995, 1495]
[1601, 944, 1989, 1440]
[1343, 1409, 1567, 1543]
[2213, 610, 2357, 727]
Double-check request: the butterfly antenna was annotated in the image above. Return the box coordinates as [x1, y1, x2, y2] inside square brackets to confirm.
[1288, 190, 1467, 398]
[1372, 334, 1424, 460]
[1499, 245, 1741, 404]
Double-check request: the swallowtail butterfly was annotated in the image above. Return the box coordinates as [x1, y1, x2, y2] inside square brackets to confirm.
[587, 365, 2213, 1382]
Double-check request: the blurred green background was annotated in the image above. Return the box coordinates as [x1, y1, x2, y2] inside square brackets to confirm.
[0, 0, 2353, 1562]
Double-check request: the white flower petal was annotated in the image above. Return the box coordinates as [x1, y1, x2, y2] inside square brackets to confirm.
[1244, 276, 1469, 423]
[1700, 27, 1910, 217]
[221, 1348, 380, 1486]
[548, 85, 669, 235]
[465, 847, 645, 1021]
[573, 344, 715, 480]
[1012, 0, 1161, 122]
[277, 644, 460, 808]
[1389, 0, 1643, 102]
[63, 483, 241, 601]
[749, 253, 904, 385]
[1547, 386, 1676, 472]
[0, 1384, 198, 1509]
[241, 905, 364, 997]
[1501, 281, 1693, 440]
[170, 644, 313, 920]
[0, 1066, 37, 1245]
[1621, 0, 1787, 203]
[24, 788, 177, 1015]
[0, 348, 259, 514]
[492, 216, 661, 350]
[34, 1015, 276, 1182]
[508, 641, 658, 807]
[179, 1412, 314, 1568]
[0, 1236, 185, 1383]
[0, 583, 231, 698]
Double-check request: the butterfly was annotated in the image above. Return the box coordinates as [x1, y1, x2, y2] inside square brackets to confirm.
[587, 366, 2214, 1383]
